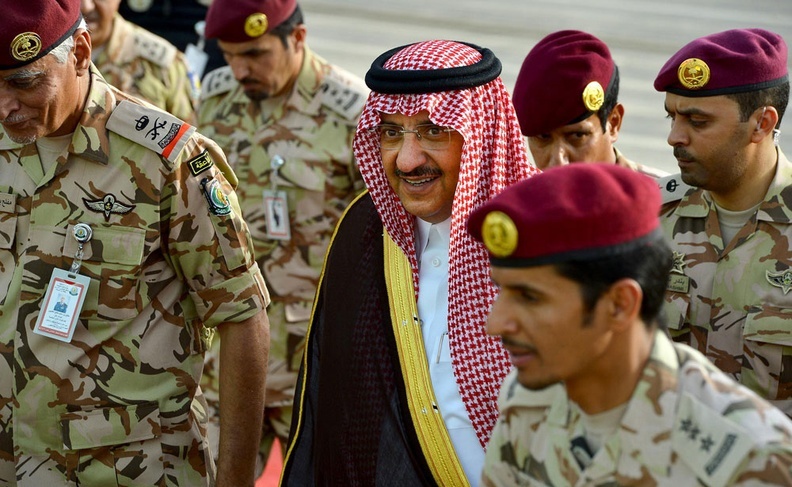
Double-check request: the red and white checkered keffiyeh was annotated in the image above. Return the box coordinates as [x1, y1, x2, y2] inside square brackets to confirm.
[353, 40, 540, 446]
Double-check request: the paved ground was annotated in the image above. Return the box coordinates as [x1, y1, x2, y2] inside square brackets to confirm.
[299, 0, 792, 174]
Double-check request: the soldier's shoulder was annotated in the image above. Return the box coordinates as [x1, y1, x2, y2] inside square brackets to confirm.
[671, 353, 792, 485]
[106, 98, 196, 164]
[657, 173, 693, 205]
[200, 66, 238, 101]
[128, 22, 178, 68]
[318, 64, 369, 121]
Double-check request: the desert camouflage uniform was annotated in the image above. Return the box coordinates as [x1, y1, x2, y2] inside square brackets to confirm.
[93, 13, 197, 123]
[0, 66, 269, 486]
[614, 147, 668, 178]
[661, 149, 792, 417]
[197, 46, 367, 455]
[482, 332, 792, 486]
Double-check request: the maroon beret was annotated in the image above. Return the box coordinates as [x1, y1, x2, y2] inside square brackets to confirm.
[654, 28, 788, 96]
[513, 30, 616, 136]
[0, 0, 82, 69]
[205, 0, 297, 42]
[467, 164, 661, 267]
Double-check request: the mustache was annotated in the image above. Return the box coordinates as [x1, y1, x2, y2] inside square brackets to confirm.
[501, 336, 537, 353]
[0, 115, 26, 124]
[673, 146, 695, 160]
[395, 166, 442, 178]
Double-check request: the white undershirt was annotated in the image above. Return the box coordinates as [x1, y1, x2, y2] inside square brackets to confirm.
[713, 200, 761, 246]
[36, 133, 72, 175]
[415, 217, 484, 485]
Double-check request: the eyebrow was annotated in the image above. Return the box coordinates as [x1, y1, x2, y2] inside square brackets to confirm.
[4, 69, 45, 82]
[664, 104, 711, 117]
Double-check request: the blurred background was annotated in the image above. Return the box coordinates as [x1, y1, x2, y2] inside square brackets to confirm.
[299, 0, 792, 174]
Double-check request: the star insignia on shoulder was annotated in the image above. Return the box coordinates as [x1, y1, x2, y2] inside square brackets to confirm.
[83, 194, 135, 221]
[671, 251, 687, 275]
[766, 269, 792, 294]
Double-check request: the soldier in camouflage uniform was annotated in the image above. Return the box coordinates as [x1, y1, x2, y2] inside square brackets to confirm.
[655, 29, 792, 417]
[197, 0, 367, 469]
[511, 30, 667, 178]
[0, 2, 270, 485]
[82, 0, 198, 122]
[467, 164, 792, 486]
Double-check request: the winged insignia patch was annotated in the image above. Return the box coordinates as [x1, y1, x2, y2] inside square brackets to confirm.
[83, 194, 135, 221]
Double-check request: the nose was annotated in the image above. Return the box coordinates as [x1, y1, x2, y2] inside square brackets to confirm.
[0, 88, 21, 122]
[486, 296, 519, 337]
[228, 56, 251, 82]
[394, 132, 427, 174]
[545, 142, 570, 169]
[667, 119, 688, 147]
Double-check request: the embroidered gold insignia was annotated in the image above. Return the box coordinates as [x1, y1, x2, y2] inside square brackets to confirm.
[677, 58, 710, 90]
[83, 194, 135, 222]
[582, 81, 604, 112]
[244, 13, 268, 38]
[482, 211, 518, 258]
[766, 269, 792, 294]
[11, 32, 42, 62]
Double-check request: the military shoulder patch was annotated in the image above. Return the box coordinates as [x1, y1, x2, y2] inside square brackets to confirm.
[132, 26, 177, 68]
[201, 177, 232, 216]
[673, 392, 754, 486]
[200, 66, 237, 101]
[658, 173, 693, 205]
[187, 150, 214, 176]
[319, 67, 369, 121]
[106, 100, 196, 163]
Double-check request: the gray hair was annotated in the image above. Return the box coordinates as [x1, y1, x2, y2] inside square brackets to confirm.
[49, 18, 88, 64]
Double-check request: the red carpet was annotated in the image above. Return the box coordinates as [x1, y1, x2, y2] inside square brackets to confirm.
[256, 438, 284, 487]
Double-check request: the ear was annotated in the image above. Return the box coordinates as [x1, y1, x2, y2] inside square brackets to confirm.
[291, 24, 307, 52]
[751, 106, 780, 144]
[602, 278, 642, 332]
[73, 29, 92, 76]
[605, 103, 624, 143]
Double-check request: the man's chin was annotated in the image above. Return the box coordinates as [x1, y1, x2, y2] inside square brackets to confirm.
[3, 130, 37, 145]
[243, 89, 271, 102]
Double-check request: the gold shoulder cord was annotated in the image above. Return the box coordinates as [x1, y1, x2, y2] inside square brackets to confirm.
[383, 231, 469, 486]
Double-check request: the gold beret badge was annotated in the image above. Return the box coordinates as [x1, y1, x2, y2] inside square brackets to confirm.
[482, 211, 518, 258]
[244, 13, 269, 38]
[582, 81, 604, 112]
[677, 58, 710, 90]
[10, 32, 42, 63]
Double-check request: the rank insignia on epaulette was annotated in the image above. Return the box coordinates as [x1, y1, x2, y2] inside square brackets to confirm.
[188, 150, 214, 176]
[201, 178, 232, 216]
[83, 194, 135, 221]
[766, 269, 792, 294]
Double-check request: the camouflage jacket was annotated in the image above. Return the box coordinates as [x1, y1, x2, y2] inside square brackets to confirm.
[614, 148, 668, 179]
[0, 66, 268, 486]
[661, 149, 792, 416]
[482, 332, 792, 486]
[198, 46, 367, 407]
[93, 13, 197, 123]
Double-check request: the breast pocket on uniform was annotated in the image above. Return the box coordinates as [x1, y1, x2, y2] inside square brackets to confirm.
[62, 224, 146, 322]
[743, 306, 792, 400]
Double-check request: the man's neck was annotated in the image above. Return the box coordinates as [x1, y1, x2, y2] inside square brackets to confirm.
[711, 144, 778, 211]
[566, 325, 655, 415]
